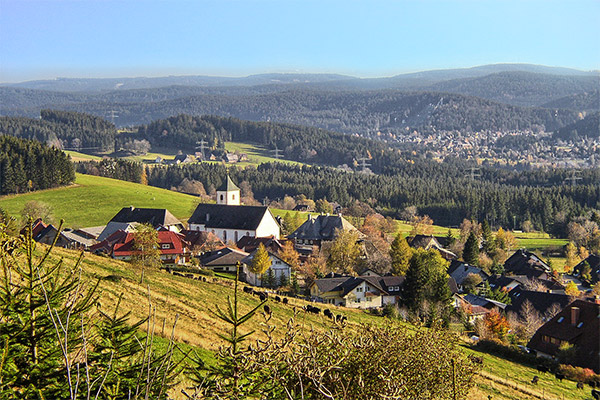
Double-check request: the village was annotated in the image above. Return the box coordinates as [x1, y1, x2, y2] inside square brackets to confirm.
[24, 175, 600, 377]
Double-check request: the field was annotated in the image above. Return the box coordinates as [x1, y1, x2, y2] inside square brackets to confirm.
[0, 174, 200, 227]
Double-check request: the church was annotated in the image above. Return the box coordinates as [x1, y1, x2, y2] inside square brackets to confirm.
[187, 176, 280, 242]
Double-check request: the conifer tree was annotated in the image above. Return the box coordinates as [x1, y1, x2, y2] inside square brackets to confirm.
[390, 233, 412, 275]
[463, 231, 480, 265]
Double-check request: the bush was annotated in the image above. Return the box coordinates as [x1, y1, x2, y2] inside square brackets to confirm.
[474, 339, 553, 368]
[557, 364, 600, 383]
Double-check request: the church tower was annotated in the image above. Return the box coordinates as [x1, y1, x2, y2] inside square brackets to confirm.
[216, 176, 240, 205]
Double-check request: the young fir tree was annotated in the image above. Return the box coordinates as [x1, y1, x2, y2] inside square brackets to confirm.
[389, 233, 412, 275]
[463, 231, 480, 266]
[250, 243, 271, 277]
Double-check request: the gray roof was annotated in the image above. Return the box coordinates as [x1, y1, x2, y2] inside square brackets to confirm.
[76, 226, 105, 240]
[109, 207, 181, 227]
[448, 260, 489, 286]
[217, 176, 240, 192]
[61, 230, 97, 247]
[463, 294, 507, 310]
[314, 275, 404, 297]
[188, 204, 273, 231]
[199, 247, 249, 267]
[287, 214, 363, 241]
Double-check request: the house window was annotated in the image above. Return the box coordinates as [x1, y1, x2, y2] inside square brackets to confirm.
[223, 231, 227, 241]
[356, 287, 363, 292]
[220, 194, 224, 201]
[234, 231, 239, 242]
[162, 244, 170, 249]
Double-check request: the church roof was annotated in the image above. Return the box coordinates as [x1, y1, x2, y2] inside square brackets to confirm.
[188, 203, 272, 231]
[217, 176, 240, 192]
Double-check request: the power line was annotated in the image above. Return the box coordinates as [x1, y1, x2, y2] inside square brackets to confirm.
[271, 146, 283, 160]
[465, 167, 481, 180]
[195, 139, 208, 160]
[565, 170, 582, 186]
[106, 110, 119, 125]
[357, 157, 371, 172]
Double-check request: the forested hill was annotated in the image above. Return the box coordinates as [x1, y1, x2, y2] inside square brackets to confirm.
[541, 89, 600, 112]
[0, 135, 75, 195]
[2, 89, 581, 135]
[553, 112, 600, 140]
[0, 110, 117, 152]
[424, 71, 599, 107]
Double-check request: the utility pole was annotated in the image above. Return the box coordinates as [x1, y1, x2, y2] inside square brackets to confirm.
[565, 169, 582, 187]
[195, 139, 208, 160]
[357, 157, 371, 172]
[107, 110, 119, 125]
[465, 167, 481, 180]
[271, 146, 283, 160]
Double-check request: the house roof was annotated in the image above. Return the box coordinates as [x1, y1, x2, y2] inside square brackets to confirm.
[21, 218, 48, 238]
[217, 176, 240, 192]
[528, 299, 600, 373]
[112, 231, 189, 257]
[90, 229, 129, 253]
[505, 287, 571, 318]
[287, 214, 363, 241]
[198, 247, 249, 267]
[60, 229, 96, 247]
[188, 204, 273, 231]
[109, 207, 181, 228]
[97, 221, 140, 242]
[236, 235, 284, 253]
[487, 275, 522, 291]
[448, 260, 489, 286]
[181, 230, 225, 250]
[313, 275, 404, 297]
[504, 249, 551, 278]
[463, 294, 507, 310]
[574, 254, 600, 285]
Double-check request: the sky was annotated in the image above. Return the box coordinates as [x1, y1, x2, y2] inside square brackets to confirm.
[1, 0, 599, 82]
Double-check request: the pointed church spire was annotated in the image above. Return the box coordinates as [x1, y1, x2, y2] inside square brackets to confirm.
[216, 175, 240, 205]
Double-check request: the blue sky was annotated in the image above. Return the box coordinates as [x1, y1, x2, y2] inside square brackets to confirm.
[1, 0, 599, 82]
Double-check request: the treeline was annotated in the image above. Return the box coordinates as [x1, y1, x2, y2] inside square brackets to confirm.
[75, 159, 146, 184]
[2, 88, 582, 134]
[147, 162, 599, 233]
[0, 135, 75, 194]
[0, 110, 117, 152]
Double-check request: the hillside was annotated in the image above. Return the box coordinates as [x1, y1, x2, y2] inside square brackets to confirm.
[19, 240, 587, 400]
[425, 71, 600, 107]
[0, 173, 199, 227]
[541, 89, 600, 112]
[2, 89, 579, 134]
[554, 112, 600, 140]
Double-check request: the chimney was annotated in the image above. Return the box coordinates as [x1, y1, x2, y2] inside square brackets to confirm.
[570, 306, 580, 325]
[307, 213, 311, 220]
[206, 213, 210, 222]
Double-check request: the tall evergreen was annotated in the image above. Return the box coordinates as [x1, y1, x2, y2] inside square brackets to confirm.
[463, 231, 480, 265]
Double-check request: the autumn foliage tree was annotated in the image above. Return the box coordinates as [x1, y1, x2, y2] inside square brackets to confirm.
[390, 233, 412, 275]
[483, 309, 510, 340]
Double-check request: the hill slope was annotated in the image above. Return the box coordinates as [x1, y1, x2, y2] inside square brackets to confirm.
[0, 173, 199, 227]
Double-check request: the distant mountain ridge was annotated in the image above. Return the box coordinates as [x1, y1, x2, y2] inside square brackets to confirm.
[3, 64, 595, 93]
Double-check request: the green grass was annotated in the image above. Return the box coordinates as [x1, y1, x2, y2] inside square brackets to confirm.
[64, 150, 103, 161]
[0, 174, 200, 228]
[224, 141, 304, 167]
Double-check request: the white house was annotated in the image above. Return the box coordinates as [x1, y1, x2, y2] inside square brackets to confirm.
[187, 177, 280, 242]
[242, 251, 292, 287]
[309, 274, 404, 309]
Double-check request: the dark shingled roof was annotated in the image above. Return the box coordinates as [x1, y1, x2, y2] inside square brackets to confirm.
[504, 249, 551, 279]
[505, 287, 571, 318]
[528, 299, 600, 373]
[574, 254, 600, 285]
[313, 275, 404, 297]
[447, 260, 489, 287]
[287, 215, 363, 241]
[463, 294, 507, 310]
[188, 204, 272, 230]
[198, 247, 249, 267]
[109, 207, 181, 228]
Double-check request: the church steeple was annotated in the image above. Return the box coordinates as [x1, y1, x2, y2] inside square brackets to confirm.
[216, 176, 240, 205]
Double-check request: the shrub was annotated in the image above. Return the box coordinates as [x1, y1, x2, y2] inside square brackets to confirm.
[557, 364, 600, 383]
